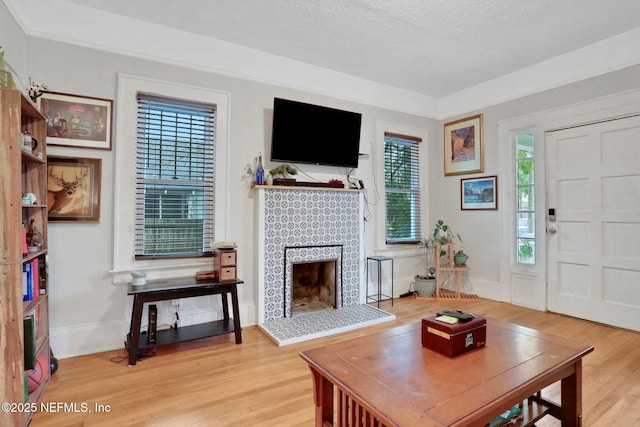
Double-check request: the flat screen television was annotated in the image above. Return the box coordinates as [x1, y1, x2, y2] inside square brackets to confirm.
[270, 97, 362, 168]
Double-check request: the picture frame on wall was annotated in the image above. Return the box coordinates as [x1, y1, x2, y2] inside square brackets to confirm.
[47, 156, 102, 222]
[37, 92, 113, 150]
[444, 114, 483, 176]
[461, 175, 498, 210]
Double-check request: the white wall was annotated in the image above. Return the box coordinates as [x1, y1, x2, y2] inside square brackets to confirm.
[3, 0, 640, 358]
[17, 34, 435, 358]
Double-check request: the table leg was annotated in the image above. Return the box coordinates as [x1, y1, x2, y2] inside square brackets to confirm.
[221, 289, 230, 321]
[230, 284, 242, 344]
[561, 360, 583, 426]
[128, 295, 144, 366]
[310, 366, 334, 427]
[455, 270, 461, 299]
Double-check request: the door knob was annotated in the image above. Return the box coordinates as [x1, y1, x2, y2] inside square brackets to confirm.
[548, 226, 557, 234]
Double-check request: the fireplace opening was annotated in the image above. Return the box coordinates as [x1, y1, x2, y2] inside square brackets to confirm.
[291, 259, 337, 316]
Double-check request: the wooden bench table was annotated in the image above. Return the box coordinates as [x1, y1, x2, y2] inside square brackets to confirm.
[300, 318, 593, 426]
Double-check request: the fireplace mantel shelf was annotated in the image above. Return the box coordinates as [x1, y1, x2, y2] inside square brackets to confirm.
[254, 184, 363, 192]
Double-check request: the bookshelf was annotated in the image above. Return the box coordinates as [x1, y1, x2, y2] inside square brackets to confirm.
[0, 89, 50, 426]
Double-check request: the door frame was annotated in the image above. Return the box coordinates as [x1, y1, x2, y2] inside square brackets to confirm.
[498, 89, 640, 311]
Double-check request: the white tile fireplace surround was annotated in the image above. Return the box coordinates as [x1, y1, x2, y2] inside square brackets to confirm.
[257, 187, 363, 322]
[256, 186, 394, 345]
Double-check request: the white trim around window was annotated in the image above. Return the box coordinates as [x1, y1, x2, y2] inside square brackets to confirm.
[109, 74, 230, 284]
[375, 120, 429, 257]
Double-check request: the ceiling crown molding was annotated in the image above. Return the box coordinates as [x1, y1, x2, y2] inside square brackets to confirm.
[6, 0, 640, 120]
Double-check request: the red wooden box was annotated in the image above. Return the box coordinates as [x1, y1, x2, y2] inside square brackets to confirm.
[421, 315, 486, 357]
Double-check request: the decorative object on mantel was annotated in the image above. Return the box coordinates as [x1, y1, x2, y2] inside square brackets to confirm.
[26, 77, 48, 102]
[255, 153, 265, 185]
[0, 46, 16, 89]
[269, 164, 297, 186]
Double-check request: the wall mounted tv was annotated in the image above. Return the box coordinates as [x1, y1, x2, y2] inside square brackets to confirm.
[270, 97, 362, 168]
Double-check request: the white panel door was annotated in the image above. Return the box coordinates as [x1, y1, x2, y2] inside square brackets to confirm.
[546, 116, 640, 332]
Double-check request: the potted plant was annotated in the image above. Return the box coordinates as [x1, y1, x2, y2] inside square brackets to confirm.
[269, 164, 297, 186]
[423, 219, 463, 263]
[413, 220, 463, 296]
[412, 269, 437, 297]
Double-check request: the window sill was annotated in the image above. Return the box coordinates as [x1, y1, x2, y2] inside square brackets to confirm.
[109, 258, 213, 285]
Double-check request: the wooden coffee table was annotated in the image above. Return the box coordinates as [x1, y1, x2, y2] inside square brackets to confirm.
[300, 318, 593, 426]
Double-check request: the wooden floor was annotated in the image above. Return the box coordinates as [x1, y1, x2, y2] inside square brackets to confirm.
[33, 297, 640, 426]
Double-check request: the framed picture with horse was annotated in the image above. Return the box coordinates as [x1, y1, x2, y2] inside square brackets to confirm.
[47, 156, 102, 222]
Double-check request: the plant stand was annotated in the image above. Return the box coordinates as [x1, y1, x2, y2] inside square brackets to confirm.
[435, 243, 470, 299]
[366, 256, 394, 307]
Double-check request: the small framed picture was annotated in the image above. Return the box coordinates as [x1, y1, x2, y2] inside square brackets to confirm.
[444, 114, 483, 176]
[47, 156, 102, 222]
[38, 92, 113, 150]
[461, 175, 497, 210]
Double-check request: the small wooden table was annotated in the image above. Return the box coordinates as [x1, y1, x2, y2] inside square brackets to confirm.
[126, 277, 243, 366]
[300, 318, 593, 426]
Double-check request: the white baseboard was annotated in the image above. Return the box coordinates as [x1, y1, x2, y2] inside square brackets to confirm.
[50, 302, 257, 359]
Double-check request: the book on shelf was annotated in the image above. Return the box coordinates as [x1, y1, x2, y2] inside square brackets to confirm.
[22, 259, 40, 302]
[23, 314, 36, 370]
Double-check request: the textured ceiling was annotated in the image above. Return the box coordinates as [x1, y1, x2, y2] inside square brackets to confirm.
[54, 0, 640, 98]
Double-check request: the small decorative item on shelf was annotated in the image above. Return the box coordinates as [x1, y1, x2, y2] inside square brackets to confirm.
[0, 46, 15, 89]
[130, 271, 147, 287]
[26, 219, 43, 253]
[255, 153, 265, 185]
[454, 248, 469, 266]
[269, 164, 297, 186]
[21, 192, 37, 205]
[26, 77, 48, 103]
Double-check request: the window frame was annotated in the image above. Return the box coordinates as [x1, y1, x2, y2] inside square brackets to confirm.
[515, 131, 536, 265]
[375, 120, 428, 254]
[134, 95, 216, 259]
[384, 132, 422, 245]
[110, 74, 230, 284]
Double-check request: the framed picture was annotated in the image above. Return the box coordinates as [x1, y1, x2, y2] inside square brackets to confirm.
[444, 114, 483, 176]
[37, 92, 112, 150]
[47, 156, 102, 222]
[461, 175, 498, 210]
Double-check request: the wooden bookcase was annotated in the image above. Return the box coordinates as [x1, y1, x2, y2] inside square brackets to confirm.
[0, 89, 50, 426]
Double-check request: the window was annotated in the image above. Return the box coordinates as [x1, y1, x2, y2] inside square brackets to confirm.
[515, 132, 535, 264]
[384, 133, 422, 244]
[135, 95, 215, 258]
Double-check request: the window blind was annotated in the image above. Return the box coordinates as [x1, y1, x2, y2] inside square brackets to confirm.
[384, 133, 422, 244]
[135, 94, 216, 257]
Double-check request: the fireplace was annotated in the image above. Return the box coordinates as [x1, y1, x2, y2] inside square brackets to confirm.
[257, 187, 363, 322]
[283, 244, 343, 317]
[291, 259, 337, 315]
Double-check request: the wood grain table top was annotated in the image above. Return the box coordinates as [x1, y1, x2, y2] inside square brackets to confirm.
[300, 318, 593, 426]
